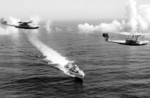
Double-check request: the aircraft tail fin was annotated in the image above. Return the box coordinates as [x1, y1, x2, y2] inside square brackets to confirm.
[0, 18, 7, 25]
[102, 33, 109, 41]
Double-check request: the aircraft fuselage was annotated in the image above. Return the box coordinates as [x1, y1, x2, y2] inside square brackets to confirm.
[107, 39, 149, 46]
[14, 25, 39, 29]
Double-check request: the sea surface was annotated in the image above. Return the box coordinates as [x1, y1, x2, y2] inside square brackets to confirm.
[0, 20, 150, 98]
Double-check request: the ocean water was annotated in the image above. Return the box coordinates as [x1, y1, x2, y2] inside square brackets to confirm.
[0, 20, 150, 98]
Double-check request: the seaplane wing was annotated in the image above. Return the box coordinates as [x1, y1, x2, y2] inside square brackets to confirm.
[119, 32, 150, 36]
[18, 20, 32, 24]
[106, 31, 150, 36]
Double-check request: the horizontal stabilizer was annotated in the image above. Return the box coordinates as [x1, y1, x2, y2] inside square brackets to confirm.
[0, 18, 7, 25]
[102, 33, 109, 41]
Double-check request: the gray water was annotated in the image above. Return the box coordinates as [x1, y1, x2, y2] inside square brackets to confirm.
[0, 20, 150, 98]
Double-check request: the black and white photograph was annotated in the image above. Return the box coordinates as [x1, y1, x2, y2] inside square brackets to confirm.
[0, 0, 150, 98]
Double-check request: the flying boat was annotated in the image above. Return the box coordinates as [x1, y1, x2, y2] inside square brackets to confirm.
[102, 32, 149, 46]
[0, 18, 39, 29]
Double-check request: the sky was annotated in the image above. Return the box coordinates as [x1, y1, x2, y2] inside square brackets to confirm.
[0, 0, 150, 21]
